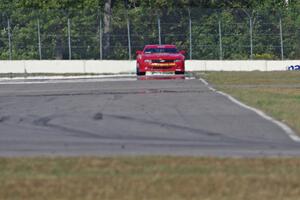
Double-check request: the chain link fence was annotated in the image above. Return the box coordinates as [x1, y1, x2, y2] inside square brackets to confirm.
[0, 8, 299, 60]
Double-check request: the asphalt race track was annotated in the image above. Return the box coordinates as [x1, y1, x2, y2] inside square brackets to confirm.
[0, 75, 300, 157]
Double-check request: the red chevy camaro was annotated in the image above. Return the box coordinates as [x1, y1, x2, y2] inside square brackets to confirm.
[136, 44, 185, 76]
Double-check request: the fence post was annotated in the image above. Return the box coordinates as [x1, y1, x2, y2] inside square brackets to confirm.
[249, 17, 253, 59]
[188, 8, 192, 60]
[157, 15, 161, 45]
[37, 19, 42, 60]
[218, 20, 223, 60]
[99, 12, 103, 60]
[7, 18, 12, 60]
[126, 11, 132, 60]
[67, 18, 72, 60]
[279, 17, 284, 60]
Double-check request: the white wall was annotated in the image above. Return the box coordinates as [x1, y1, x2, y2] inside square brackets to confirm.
[0, 61, 26, 73]
[25, 60, 85, 73]
[0, 60, 136, 74]
[185, 60, 269, 71]
[84, 60, 134, 73]
[0, 60, 299, 74]
[185, 60, 300, 71]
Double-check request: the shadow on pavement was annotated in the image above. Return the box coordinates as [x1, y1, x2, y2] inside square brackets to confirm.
[137, 75, 185, 81]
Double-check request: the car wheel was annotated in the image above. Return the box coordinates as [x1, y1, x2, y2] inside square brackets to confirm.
[136, 65, 145, 76]
[175, 71, 185, 75]
[137, 71, 146, 76]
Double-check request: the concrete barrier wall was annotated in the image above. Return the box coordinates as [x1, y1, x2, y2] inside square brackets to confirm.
[185, 60, 300, 71]
[0, 61, 26, 73]
[84, 60, 134, 73]
[266, 60, 300, 71]
[0, 60, 299, 73]
[25, 60, 85, 73]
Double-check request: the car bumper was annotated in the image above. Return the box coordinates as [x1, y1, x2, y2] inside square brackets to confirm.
[140, 62, 185, 72]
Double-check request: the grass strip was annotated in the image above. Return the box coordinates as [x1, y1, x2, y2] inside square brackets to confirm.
[1, 157, 300, 200]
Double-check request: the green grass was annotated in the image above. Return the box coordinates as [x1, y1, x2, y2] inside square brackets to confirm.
[196, 71, 300, 135]
[1, 157, 300, 200]
[197, 71, 300, 85]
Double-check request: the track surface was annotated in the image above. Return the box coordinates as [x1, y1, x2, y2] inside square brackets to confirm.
[0, 76, 300, 157]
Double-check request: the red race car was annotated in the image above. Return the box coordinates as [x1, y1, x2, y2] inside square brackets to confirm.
[136, 44, 185, 76]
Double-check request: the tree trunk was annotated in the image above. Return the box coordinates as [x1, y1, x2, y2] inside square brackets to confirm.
[55, 30, 63, 60]
[55, 24, 64, 60]
[103, 0, 112, 58]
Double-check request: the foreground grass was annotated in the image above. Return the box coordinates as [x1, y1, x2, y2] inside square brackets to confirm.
[1, 157, 300, 200]
[197, 71, 300, 134]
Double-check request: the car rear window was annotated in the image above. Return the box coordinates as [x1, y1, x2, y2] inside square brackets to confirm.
[144, 48, 178, 54]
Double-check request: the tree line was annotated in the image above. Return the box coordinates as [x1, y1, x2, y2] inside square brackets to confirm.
[0, 0, 299, 60]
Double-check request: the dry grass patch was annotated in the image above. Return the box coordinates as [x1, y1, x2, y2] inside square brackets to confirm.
[198, 71, 300, 134]
[1, 157, 300, 200]
[198, 71, 300, 85]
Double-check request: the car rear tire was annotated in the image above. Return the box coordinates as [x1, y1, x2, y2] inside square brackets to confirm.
[175, 71, 185, 75]
[136, 67, 146, 76]
[137, 71, 146, 76]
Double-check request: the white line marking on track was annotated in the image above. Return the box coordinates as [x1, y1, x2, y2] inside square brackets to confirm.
[0, 75, 137, 85]
[199, 78, 216, 92]
[199, 78, 300, 143]
[199, 78, 209, 86]
[0, 74, 194, 85]
[0, 74, 136, 81]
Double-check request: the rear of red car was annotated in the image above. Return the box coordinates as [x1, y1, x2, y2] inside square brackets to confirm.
[136, 45, 185, 76]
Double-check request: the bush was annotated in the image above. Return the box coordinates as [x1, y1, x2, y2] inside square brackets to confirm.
[253, 53, 277, 60]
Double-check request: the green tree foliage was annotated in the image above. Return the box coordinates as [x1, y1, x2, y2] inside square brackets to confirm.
[0, 0, 299, 60]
